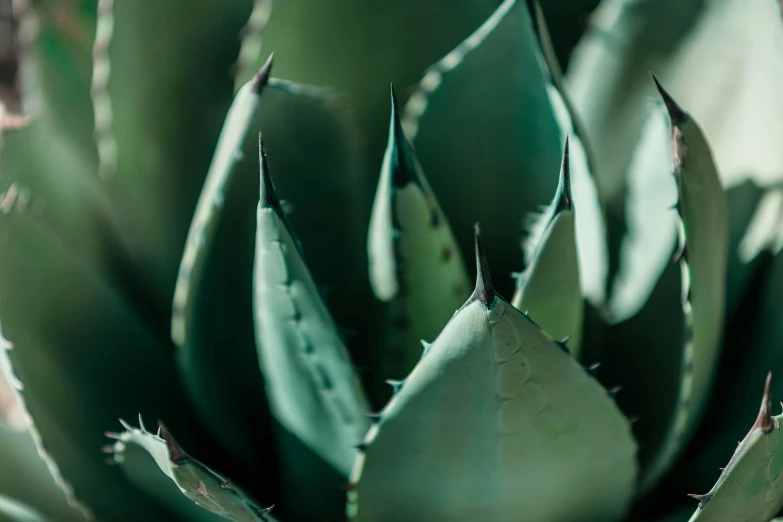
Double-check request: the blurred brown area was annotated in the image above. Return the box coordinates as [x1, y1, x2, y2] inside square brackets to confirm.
[0, 366, 25, 430]
[0, 0, 22, 430]
[0, 0, 19, 111]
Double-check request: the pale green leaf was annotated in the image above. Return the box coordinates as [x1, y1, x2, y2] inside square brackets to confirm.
[640, 78, 728, 493]
[568, 0, 783, 264]
[607, 102, 678, 321]
[676, 250, 783, 497]
[253, 139, 369, 520]
[0, 495, 47, 522]
[105, 418, 276, 522]
[566, 0, 705, 203]
[367, 87, 469, 385]
[350, 227, 636, 522]
[0, 421, 84, 522]
[402, 0, 561, 295]
[688, 374, 783, 522]
[528, 0, 608, 307]
[513, 142, 583, 358]
[171, 57, 274, 460]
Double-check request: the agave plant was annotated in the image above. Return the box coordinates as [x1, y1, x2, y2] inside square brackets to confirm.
[1, 0, 782, 521]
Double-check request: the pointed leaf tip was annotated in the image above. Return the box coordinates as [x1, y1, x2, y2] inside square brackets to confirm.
[258, 134, 284, 214]
[753, 372, 774, 433]
[650, 72, 687, 127]
[257, 134, 302, 256]
[387, 84, 418, 189]
[252, 53, 274, 92]
[157, 421, 187, 464]
[389, 83, 405, 149]
[554, 137, 573, 214]
[471, 223, 496, 307]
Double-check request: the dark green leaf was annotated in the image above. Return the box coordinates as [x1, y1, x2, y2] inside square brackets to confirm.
[404, 0, 561, 295]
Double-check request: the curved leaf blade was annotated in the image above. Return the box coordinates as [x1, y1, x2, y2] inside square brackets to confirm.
[105, 418, 276, 522]
[367, 87, 469, 386]
[565, 0, 705, 203]
[0, 206, 210, 522]
[171, 57, 274, 460]
[0, 423, 85, 522]
[0, 495, 48, 522]
[567, 0, 783, 294]
[640, 77, 728, 492]
[0, 325, 88, 522]
[172, 56, 273, 344]
[107, 0, 253, 294]
[607, 103, 678, 322]
[527, 0, 609, 307]
[676, 249, 783, 496]
[402, 0, 562, 295]
[248, 0, 500, 177]
[687, 374, 783, 522]
[513, 142, 583, 358]
[350, 226, 637, 522]
[253, 138, 369, 521]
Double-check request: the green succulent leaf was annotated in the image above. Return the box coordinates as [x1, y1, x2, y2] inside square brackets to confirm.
[105, 418, 276, 522]
[89, 0, 116, 180]
[171, 56, 274, 460]
[237, 82, 373, 393]
[243, 0, 500, 93]
[237, 1, 506, 367]
[687, 374, 783, 522]
[0, 91, 116, 268]
[253, 138, 370, 521]
[10, 0, 256, 304]
[28, 0, 98, 159]
[527, 0, 608, 308]
[597, 102, 770, 500]
[0, 495, 47, 522]
[402, 0, 561, 295]
[512, 141, 584, 358]
[349, 226, 637, 522]
[654, 0, 783, 265]
[4, 1, 778, 521]
[0, 424, 84, 521]
[367, 87, 469, 387]
[171, 56, 272, 345]
[568, 0, 783, 276]
[677, 247, 783, 497]
[607, 103, 678, 321]
[0, 332, 87, 522]
[103, 419, 227, 522]
[0, 202, 212, 522]
[639, 77, 728, 492]
[565, 0, 705, 204]
[106, 0, 253, 294]
[245, 0, 500, 183]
